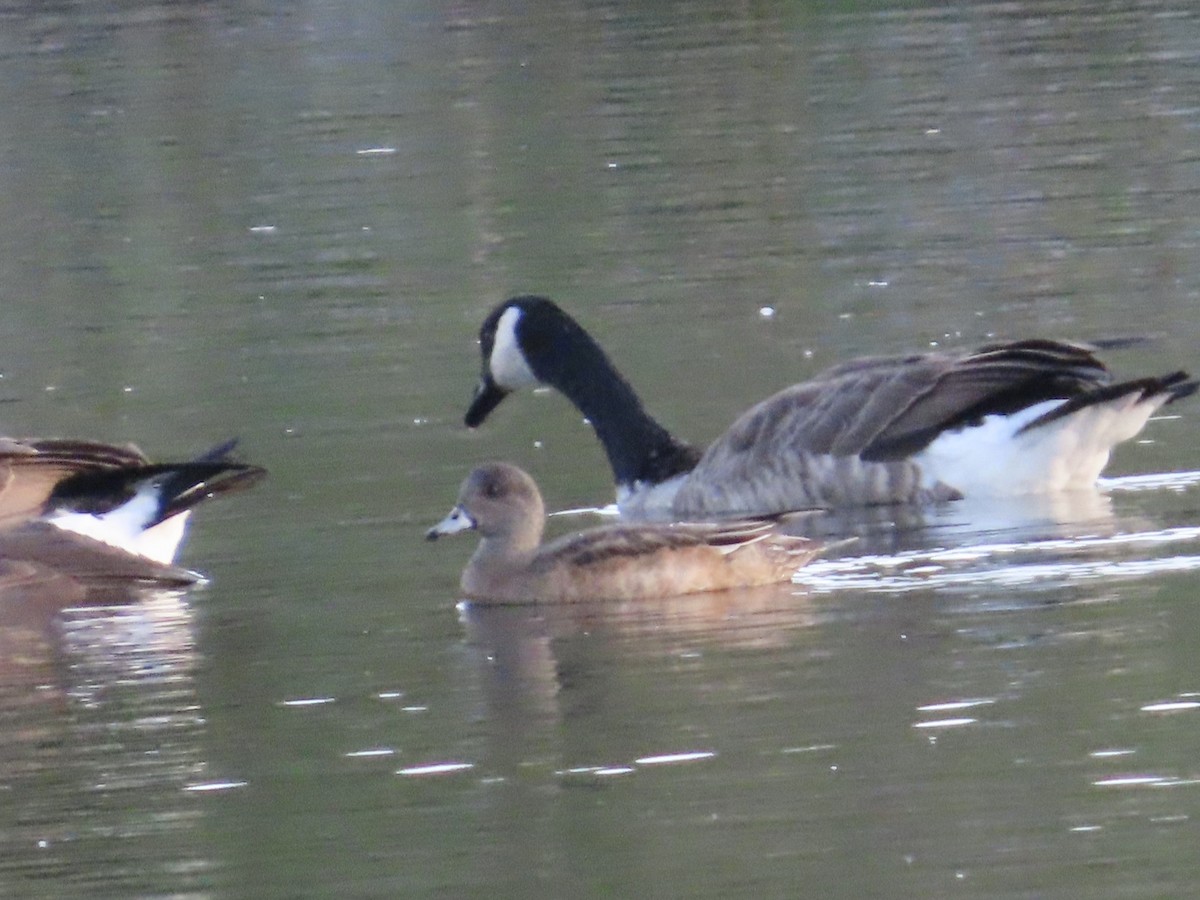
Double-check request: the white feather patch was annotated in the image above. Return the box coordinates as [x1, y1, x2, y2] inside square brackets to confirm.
[914, 393, 1163, 496]
[490, 306, 539, 391]
[47, 481, 191, 564]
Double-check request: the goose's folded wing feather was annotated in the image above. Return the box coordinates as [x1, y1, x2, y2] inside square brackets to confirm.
[706, 340, 1112, 464]
[0, 440, 150, 527]
[667, 341, 1115, 513]
[862, 341, 1112, 459]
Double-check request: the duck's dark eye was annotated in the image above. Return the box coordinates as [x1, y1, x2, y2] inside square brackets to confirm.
[483, 480, 504, 499]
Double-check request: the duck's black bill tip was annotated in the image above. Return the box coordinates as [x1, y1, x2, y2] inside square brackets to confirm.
[464, 376, 508, 428]
[424, 528, 441, 542]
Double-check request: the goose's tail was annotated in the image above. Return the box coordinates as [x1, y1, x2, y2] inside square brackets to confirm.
[1018, 371, 1196, 435]
[916, 372, 1195, 497]
[44, 439, 266, 564]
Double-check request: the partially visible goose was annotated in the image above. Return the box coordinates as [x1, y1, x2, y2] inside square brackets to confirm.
[463, 296, 1197, 519]
[0, 437, 265, 572]
[426, 462, 823, 603]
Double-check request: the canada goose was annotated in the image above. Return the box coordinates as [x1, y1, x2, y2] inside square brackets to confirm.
[463, 296, 1196, 519]
[0, 437, 265, 569]
[426, 462, 823, 603]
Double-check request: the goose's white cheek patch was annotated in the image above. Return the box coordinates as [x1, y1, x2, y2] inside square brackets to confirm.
[490, 306, 539, 391]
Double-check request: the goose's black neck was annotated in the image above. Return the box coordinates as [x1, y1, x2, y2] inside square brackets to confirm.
[520, 300, 701, 488]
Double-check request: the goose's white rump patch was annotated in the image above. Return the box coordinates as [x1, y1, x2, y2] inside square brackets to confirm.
[915, 392, 1164, 496]
[47, 481, 190, 564]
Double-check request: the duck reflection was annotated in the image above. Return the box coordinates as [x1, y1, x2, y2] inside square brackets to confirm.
[452, 582, 821, 895]
[455, 581, 819, 741]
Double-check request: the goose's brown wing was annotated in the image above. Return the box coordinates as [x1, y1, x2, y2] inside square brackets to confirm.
[673, 340, 1114, 514]
[713, 340, 1111, 464]
[0, 440, 150, 528]
[859, 341, 1113, 460]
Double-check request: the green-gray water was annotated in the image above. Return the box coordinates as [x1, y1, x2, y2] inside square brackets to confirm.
[1, 3, 1199, 897]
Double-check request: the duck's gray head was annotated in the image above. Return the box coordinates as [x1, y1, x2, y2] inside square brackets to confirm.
[426, 462, 545, 544]
[465, 296, 575, 428]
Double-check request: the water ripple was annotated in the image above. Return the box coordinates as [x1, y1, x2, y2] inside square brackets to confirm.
[798, 525, 1200, 593]
[1100, 470, 1200, 493]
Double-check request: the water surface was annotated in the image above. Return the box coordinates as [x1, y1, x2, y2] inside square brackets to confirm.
[1, 2, 1199, 897]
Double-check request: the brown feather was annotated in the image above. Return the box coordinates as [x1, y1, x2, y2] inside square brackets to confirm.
[430, 463, 824, 604]
[0, 439, 152, 527]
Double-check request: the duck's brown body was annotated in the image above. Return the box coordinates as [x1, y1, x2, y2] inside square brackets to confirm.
[428, 463, 823, 604]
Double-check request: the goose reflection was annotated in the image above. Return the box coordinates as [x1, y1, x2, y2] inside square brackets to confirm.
[0, 581, 213, 890]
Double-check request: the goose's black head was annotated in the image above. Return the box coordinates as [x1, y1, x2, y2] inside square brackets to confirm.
[461, 296, 700, 490]
[465, 296, 577, 428]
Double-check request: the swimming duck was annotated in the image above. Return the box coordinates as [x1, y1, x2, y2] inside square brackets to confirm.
[0, 437, 265, 571]
[426, 462, 823, 603]
[463, 296, 1196, 519]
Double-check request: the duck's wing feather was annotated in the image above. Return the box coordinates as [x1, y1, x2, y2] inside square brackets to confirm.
[534, 520, 778, 573]
[519, 519, 822, 601]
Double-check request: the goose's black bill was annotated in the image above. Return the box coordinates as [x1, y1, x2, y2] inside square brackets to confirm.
[465, 375, 508, 428]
